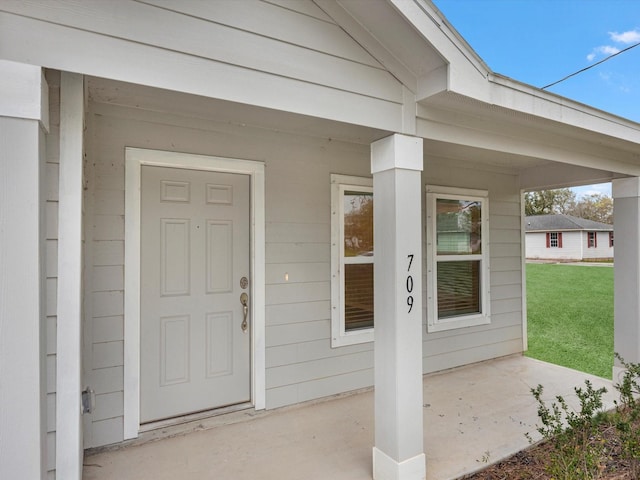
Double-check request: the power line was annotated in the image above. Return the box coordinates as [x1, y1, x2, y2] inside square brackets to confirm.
[541, 40, 640, 90]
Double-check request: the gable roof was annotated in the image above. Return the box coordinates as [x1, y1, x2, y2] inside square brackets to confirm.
[525, 214, 612, 232]
[1, 0, 639, 183]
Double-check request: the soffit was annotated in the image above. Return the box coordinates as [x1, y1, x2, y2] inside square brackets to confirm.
[421, 91, 640, 173]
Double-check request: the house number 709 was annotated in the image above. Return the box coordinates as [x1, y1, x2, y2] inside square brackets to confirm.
[407, 254, 414, 313]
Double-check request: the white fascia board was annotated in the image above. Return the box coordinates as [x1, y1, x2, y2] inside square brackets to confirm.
[416, 113, 640, 177]
[395, 1, 640, 144]
[520, 163, 614, 192]
[489, 74, 640, 145]
[390, 0, 490, 101]
[613, 177, 640, 199]
[0, 59, 49, 131]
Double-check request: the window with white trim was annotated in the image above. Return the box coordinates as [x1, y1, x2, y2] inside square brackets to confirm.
[331, 174, 374, 347]
[547, 232, 563, 248]
[588, 231, 597, 248]
[426, 186, 490, 332]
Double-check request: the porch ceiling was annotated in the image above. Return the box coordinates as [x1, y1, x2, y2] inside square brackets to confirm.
[87, 76, 638, 190]
[86, 77, 389, 146]
[82, 355, 616, 480]
[421, 90, 640, 189]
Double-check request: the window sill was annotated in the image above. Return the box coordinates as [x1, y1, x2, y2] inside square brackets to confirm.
[427, 314, 490, 333]
[331, 328, 374, 348]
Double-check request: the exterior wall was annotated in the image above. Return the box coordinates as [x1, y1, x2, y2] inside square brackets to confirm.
[81, 99, 524, 448]
[526, 231, 582, 260]
[82, 101, 375, 447]
[422, 161, 523, 372]
[45, 70, 61, 480]
[582, 231, 614, 260]
[526, 231, 613, 260]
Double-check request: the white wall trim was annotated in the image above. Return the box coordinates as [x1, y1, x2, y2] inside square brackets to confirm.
[372, 447, 426, 480]
[0, 91, 47, 480]
[520, 190, 528, 352]
[0, 59, 49, 131]
[56, 72, 85, 480]
[329, 174, 374, 347]
[425, 185, 491, 332]
[124, 148, 266, 439]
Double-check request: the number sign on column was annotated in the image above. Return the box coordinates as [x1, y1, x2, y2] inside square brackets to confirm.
[407, 254, 414, 313]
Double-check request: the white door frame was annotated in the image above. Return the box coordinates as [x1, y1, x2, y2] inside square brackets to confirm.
[123, 147, 265, 439]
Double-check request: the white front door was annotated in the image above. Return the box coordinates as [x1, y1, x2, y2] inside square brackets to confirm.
[140, 165, 251, 423]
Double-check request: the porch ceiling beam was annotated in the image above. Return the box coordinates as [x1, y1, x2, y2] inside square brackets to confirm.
[416, 114, 640, 177]
[520, 163, 617, 192]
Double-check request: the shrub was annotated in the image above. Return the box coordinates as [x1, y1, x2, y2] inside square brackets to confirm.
[529, 380, 608, 479]
[613, 354, 640, 479]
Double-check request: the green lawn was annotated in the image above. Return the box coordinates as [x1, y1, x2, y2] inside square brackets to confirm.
[525, 263, 614, 379]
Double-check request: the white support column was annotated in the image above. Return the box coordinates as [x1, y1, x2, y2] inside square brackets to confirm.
[612, 177, 640, 380]
[371, 134, 425, 480]
[0, 60, 49, 480]
[56, 72, 85, 480]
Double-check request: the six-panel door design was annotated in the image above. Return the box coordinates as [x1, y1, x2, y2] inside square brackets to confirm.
[140, 165, 250, 423]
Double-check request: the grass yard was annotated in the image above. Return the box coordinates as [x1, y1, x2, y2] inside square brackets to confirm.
[525, 263, 614, 379]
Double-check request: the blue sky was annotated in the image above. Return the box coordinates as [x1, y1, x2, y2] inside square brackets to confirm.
[433, 0, 640, 198]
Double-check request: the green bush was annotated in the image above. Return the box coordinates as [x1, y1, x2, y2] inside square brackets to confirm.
[530, 380, 608, 479]
[529, 355, 640, 479]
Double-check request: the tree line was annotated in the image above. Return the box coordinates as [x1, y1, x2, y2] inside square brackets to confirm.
[524, 188, 613, 224]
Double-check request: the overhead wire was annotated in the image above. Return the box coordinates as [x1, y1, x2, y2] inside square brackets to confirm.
[541, 40, 640, 90]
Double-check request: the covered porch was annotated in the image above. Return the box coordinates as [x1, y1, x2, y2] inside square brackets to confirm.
[83, 355, 617, 480]
[2, 1, 640, 477]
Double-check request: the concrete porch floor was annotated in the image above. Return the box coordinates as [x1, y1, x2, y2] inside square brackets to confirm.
[83, 355, 617, 480]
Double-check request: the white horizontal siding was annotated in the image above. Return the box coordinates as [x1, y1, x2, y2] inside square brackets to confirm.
[83, 1, 398, 99]
[424, 339, 523, 374]
[266, 300, 331, 326]
[82, 89, 525, 447]
[421, 162, 524, 369]
[92, 241, 124, 266]
[0, 0, 405, 131]
[266, 262, 330, 285]
[526, 230, 612, 260]
[266, 369, 373, 409]
[267, 339, 372, 368]
[584, 231, 614, 259]
[266, 350, 374, 389]
[83, 99, 376, 446]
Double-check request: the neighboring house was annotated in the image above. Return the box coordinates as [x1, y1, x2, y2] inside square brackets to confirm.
[2, 2, 640, 480]
[525, 214, 614, 261]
